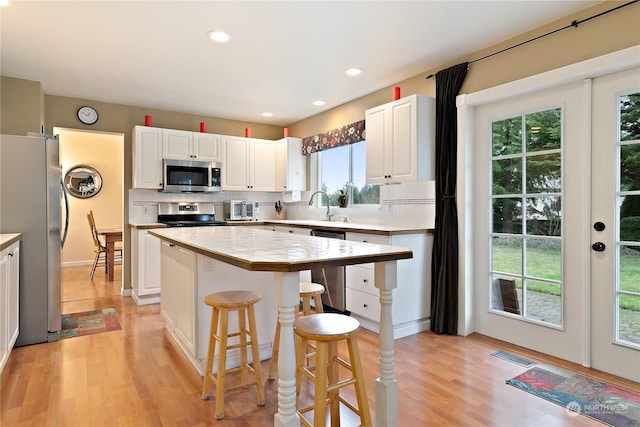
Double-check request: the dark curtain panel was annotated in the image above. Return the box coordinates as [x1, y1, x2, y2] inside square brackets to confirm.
[430, 62, 468, 335]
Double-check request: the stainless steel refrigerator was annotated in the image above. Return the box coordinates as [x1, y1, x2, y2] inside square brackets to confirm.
[0, 133, 69, 346]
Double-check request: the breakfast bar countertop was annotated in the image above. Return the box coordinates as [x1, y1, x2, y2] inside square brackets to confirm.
[149, 226, 413, 272]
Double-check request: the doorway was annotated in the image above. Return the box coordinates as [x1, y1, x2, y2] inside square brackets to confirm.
[460, 48, 640, 382]
[56, 128, 124, 299]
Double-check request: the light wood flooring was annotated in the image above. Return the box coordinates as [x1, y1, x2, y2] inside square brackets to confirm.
[1, 264, 638, 426]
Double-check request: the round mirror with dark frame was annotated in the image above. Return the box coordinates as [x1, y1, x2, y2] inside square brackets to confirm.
[64, 165, 103, 199]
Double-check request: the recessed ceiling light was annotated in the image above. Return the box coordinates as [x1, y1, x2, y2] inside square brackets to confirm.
[207, 30, 230, 43]
[312, 100, 326, 106]
[262, 112, 273, 117]
[0, 0, 9, 6]
[345, 68, 362, 76]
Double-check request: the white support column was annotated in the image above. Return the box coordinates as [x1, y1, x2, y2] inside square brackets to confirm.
[374, 260, 398, 427]
[273, 271, 301, 427]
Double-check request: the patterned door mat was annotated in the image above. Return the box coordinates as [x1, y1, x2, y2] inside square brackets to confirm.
[60, 307, 122, 339]
[507, 364, 640, 427]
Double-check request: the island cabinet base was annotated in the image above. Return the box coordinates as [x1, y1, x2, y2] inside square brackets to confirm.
[161, 248, 280, 376]
[194, 256, 279, 376]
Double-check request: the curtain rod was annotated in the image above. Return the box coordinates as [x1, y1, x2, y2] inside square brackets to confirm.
[425, 0, 638, 79]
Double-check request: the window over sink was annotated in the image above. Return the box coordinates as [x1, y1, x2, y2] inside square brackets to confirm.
[314, 142, 380, 206]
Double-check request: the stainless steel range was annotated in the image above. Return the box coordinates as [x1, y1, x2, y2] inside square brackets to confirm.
[157, 202, 227, 227]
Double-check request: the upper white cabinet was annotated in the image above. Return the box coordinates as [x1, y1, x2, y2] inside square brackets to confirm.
[132, 126, 163, 189]
[163, 129, 220, 161]
[192, 132, 220, 161]
[222, 137, 276, 191]
[365, 94, 435, 184]
[275, 137, 306, 192]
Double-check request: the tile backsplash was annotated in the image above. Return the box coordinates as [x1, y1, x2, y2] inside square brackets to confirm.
[129, 180, 435, 229]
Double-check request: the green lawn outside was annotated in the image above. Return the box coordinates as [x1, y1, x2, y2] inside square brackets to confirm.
[492, 243, 640, 311]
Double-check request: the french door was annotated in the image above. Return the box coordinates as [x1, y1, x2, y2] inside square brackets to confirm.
[471, 63, 640, 381]
[591, 67, 639, 381]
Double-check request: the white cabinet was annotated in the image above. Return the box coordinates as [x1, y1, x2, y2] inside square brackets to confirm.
[132, 126, 163, 189]
[131, 228, 161, 305]
[275, 137, 306, 192]
[192, 132, 220, 161]
[345, 231, 432, 339]
[0, 239, 20, 374]
[160, 241, 197, 356]
[222, 137, 276, 191]
[365, 94, 435, 185]
[264, 225, 311, 236]
[163, 129, 220, 161]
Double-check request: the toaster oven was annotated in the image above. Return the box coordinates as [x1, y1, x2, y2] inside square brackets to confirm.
[223, 200, 260, 221]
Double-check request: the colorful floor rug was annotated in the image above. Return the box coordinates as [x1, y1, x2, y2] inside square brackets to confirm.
[60, 308, 121, 339]
[507, 364, 640, 427]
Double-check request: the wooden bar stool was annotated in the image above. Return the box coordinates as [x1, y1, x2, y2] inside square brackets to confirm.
[268, 282, 324, 380]
[201, 290, 266, 420]
[294, 313, 371, 427]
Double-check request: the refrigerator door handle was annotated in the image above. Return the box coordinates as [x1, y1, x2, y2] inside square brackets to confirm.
[60, 178, 69, 248]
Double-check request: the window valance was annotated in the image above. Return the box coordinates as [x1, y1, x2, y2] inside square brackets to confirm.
[301, 120, 365, 155]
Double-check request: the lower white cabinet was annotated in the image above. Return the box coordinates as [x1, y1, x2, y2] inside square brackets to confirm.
[131, 228, 161, 305]
[1, 239, 20, 374]
[160, 241, 197, 357]
[345, 232, 432, 339]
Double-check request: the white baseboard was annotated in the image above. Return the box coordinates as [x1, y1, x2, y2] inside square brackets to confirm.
[131, 292, 160, 305]
[349, 315, 431, 340]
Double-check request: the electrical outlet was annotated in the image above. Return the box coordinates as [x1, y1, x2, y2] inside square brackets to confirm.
[204, 257, 215, 272]
[143, 205, 150, 214]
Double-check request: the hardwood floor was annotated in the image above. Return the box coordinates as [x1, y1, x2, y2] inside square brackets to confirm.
[1, 265, 638, 426]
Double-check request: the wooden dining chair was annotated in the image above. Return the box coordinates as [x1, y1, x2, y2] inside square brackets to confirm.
[87, 211, 122, 281]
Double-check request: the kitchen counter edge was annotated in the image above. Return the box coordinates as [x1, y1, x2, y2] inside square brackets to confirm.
[260, 220, 433, 235]
[0, 233, 21, 251]
[129, 223, 168, 230]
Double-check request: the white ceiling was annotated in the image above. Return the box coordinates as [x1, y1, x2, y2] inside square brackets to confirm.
[1, 1, 599, 126]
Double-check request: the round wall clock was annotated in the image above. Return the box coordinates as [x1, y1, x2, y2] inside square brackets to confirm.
[77, 106, 99, 125]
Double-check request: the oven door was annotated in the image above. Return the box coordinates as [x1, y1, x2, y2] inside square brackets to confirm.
[163, 159, 212, 192]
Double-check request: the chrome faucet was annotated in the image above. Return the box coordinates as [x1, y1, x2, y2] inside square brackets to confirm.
[308, 190, 333, 221]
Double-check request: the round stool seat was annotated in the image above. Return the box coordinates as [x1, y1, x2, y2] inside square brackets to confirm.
[294, 313, 359, 341]
[299, 282, 325, 296]
[204, 290, 261, 308]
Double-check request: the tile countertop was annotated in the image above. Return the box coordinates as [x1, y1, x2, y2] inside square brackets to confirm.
[132, 220, 432, 235]
[149, 226, 413, 273]
[0, 233, 21, 251]
[248, 219, 432, 235]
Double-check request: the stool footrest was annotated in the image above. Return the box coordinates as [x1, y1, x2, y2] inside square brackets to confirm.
[217, 340, 255, 352]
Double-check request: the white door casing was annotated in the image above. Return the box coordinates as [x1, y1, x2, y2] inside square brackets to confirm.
[456, 46, 640, 380]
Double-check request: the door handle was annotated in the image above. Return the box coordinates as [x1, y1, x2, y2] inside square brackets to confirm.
[592, 242, 606, 252]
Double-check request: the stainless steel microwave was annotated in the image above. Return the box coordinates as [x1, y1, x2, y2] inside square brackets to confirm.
[162, 159, 221, 193]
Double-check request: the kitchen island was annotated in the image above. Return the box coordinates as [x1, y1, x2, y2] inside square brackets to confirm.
[149, 226, 412, 427]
